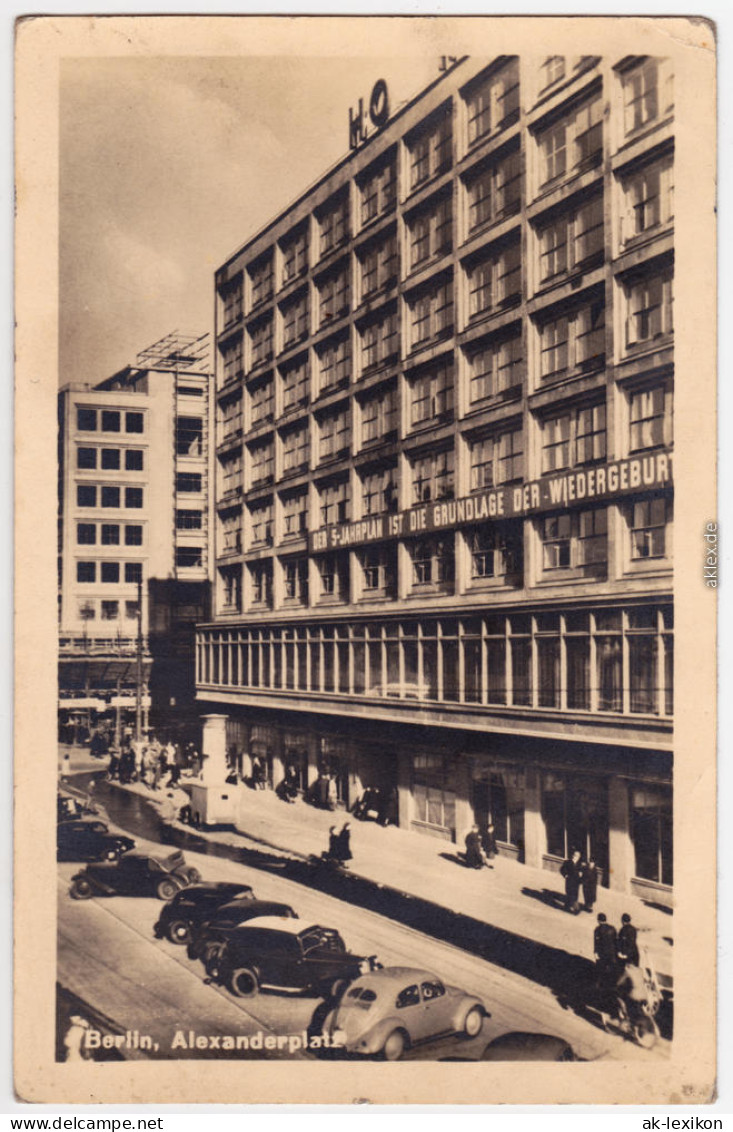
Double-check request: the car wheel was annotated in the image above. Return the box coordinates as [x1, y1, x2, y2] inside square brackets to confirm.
[381, 1029, 407, 1061]
[156, 879, 179, 901]
[167, 919, 192, 945]
[70, 877, 93, 900]
[186, 868, 202, 885]
[203, 944, 224, 979]
[633, 1016, 659, 1050]
[462, 1006, 484, 1039]
[229, 966, 259, 998]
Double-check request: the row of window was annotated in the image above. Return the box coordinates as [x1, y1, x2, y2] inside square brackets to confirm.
[218, 500, 672, 615]
[75, 447, 145, 472]
[74, 598, 139, 622]
[70, 485, 144, 510]
[74, 545, 205, 585]
[216, 380, 671, 510]
[197, 605, 673, 718]
[218, 57, 673, 332]
[74, 408, 145, 434]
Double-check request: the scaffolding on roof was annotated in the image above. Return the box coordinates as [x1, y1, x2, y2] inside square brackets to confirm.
[135, 330, 210, 372]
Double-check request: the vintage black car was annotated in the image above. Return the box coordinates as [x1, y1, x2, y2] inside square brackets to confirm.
[153, 882, 256, 944]
[57, 818, 135, 863]
[69, 849, 201, 901]
[188, 899, 298, 962]
[205, 917, 379, 999]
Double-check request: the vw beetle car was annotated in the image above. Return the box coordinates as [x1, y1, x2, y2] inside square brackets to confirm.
[57, 818, 135, 863]
[153, 882, 256, 944]
[69, 849, 201, 901]
[322, 967, 487, 1060]
[188, 899, 298, 962]
[206, 917, 379, 999]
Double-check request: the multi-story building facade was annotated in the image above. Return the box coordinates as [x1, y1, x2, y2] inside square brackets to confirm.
[196, 56, 674, 906]
[58, 333, 215, 737]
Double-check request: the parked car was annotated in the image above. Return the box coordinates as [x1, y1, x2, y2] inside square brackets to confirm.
[478, 1032, 576, 1061]
[205, 917, 380, 999]
[322, 967, 487, 1060]
[153, 882, 256, 945]
[188, 899, 298, 963]
[57, 818, 135, 863]
[69, 850, 201, 901]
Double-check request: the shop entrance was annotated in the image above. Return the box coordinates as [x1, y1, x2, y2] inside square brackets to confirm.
[542, 773, 609, 881]
[471, 768, 525, 860]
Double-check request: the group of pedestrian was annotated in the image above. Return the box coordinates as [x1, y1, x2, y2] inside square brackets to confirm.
[109, 734, 202, 789]
[560, 848, 601, 914]
[351, 785, 398, 827]
[326, 821, 352, 867]
[463, 823, 499, 869]
[593, 911, 646, 1019]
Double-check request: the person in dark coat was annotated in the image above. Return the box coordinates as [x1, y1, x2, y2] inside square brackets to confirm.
[560, 849, 583, 913]
[593, 912, 620, 1015]
[334, 822, 353, 866]
[581, 858, 599, 912]
[327, 825, 339, 859]
[464, 825, 486, 869]
[618, 913, 640, 967]
[482, 823, 498, 861]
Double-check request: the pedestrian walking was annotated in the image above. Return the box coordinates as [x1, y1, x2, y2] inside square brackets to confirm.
[581, 858, 600, 912]
[560, 849, 583, 913]
[464, 825, 486, 869]
[593, 912, 620, 1016]
[482, 823, 498, 861]
[618, 913, 640, 967]
[334, 821, 353, 867]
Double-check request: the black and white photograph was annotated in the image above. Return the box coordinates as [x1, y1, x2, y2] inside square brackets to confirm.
[14, 14, 717, 1106]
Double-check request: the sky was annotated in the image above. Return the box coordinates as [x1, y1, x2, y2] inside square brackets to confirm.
[59, 54, 439, 385]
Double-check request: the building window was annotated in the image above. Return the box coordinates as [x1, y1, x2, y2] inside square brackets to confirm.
[465, 150, 521, 234]
[221, 335, 244, 384]
[76, 523, 96, 546]
[100, 448, 120, 470]
[77, 447, 97, 470]
[249, 561, 273, 606]
[102, 487, 121, 508]
[124, 562, 143, 583]
[124, 487, 142, 509]
[565, 611, 590, 709]
[283, 558, 309, 603]
[219, 454, 242, 495]
[125, 449, 144, 471]
[360, 311, 399, 373]
[281, 426, 309, 475]
[629, 385, 672, 452]
[541, 404, 606, 472]
[101, 411, 120, 433]
[540, 56, 565, 90]
[282, 291, 310, 348]
[413, 754, 456, 832]
[537, 195, 604, 283]
[101, 523, 119, 546]
[101, 601, 119, 620]
[250, 318, 274, 368]
[468, 522, 522, 580]
[470, 427, 524, 490]
[624, 269, 674, 348]
[537, 96, 603, 187]
[631, 785, 672, 885]
[409, 280, 454, 350]
[317, 335, 350, 394]
[318, 552, 349, 600]
[249, 500, 273, 546]
[220, 273, 243, 328]
[125, 412, 144, 434]
[282, 491, 308, 538]
[410, 535, 454, 588]
[249, 254, 274, 309]
[538, 297, 605, 380]
[318, 268, 350, 326]
[125, 601, 139, 620]
[408, 109, 452, 189]
[361, 466, 397, 516]
[360, 545, 397, 595]
[540, 508, 607, 574]
[360, 386, 398, 446]
[176, 547, 203, 569]
[76, 561, 95, 583]
[125, 524, 144, 545]
[411, 449, 454, 504]
[620, 156, 674, 245]
[281, 356, 310, 411]
[360, 233, 398, 299]
[465, 60, 520, 145]
[101, 561, 120, 583]
[360, 157, 397, 224]
[629, 496, 671, 559]
[250, 378, 274, 425]
[622, 58, 673, 137]
[281, 225, 309, 284]
[467, 332, 523, 405]
[76, 485, 96, 507]
[76, 408, 97, 431]
[408, 197, 452, 269]
[319, 480, 351, 526]
[250, 440, 275, 485]
[220, 566, 242, 612]
[319, 193, 349, 255]
[467, 243, 521, 319]
[409, 362, 454, 428]
[318, 407, 350, 462]
[176, 417, 203, 456]
[176, 472, 202, 494]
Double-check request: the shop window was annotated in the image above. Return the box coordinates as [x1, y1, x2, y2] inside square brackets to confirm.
[542, 774, 609, 872]
[473, 769, 525, 850]
[412, 753, 456, 832]
[630, 786, 672, 885]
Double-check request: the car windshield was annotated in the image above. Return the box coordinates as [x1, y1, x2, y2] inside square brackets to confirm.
[300, 927, 344, 955]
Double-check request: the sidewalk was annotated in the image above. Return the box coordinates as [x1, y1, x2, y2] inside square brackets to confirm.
[84, 759, 673, 987]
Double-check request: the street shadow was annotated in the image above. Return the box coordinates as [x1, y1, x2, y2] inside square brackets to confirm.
[438, 851, 469, 868]
[521, 885, 569, 913]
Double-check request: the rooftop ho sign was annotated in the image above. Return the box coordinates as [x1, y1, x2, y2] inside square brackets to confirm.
[349, 79, 390, 150]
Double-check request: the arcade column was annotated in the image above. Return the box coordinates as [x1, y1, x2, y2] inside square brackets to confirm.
[608, 775, 632, 894]
[190, 713, 237, 826]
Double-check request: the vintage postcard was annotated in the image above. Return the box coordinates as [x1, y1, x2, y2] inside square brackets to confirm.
[14, 14, 717, 1105]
